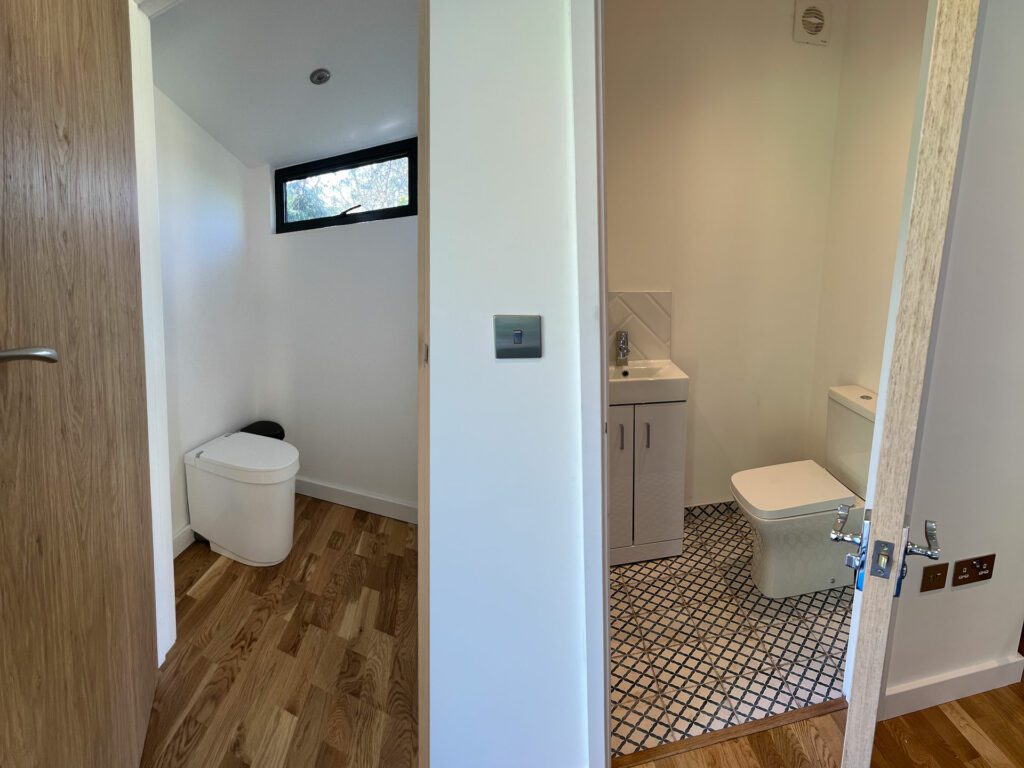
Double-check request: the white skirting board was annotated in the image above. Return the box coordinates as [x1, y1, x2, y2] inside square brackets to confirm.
[879, 654, 1024, 720]
[172, 524, 195, 558]
[296, 476, 418, 525]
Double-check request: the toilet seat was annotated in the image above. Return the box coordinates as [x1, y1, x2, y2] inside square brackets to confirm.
[731, 459, 855, 521]
[191, 432, 299, 484]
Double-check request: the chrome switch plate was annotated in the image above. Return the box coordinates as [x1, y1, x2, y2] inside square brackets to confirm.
[494, 315, 542, 359]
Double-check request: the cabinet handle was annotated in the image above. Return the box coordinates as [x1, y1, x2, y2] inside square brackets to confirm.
[619, 423, 625, 450]
[645, 422, 651, 449]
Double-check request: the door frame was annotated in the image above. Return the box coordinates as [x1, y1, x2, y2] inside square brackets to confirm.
[574, 0, 981, 765]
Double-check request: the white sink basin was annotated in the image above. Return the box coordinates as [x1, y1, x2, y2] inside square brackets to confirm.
[609, 359, 689, 405]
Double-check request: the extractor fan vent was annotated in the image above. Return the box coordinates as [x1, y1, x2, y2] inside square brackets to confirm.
[793, 0, 832, 46]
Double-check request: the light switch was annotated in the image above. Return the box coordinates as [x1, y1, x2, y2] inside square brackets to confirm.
[921, 562, 948, 593]
[494, 315, 542, 359]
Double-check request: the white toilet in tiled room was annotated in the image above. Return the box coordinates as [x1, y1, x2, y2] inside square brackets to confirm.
[184, 432, 300, 567]
[730, 385, 876, 598]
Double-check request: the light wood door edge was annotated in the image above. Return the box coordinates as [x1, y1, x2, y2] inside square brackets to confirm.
[612, 698, 849, 768]
[841, 1, 980, 767]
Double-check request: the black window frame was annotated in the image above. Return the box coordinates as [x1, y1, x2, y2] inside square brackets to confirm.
[274, 137, 418, 234]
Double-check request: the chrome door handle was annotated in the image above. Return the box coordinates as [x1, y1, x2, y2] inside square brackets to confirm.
[906, 520, 941, 560]
[0, 347, 59, 364]
[829, 504, 861, 545]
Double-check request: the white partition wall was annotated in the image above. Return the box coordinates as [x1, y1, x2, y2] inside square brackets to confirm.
[427, 1, 598, 765]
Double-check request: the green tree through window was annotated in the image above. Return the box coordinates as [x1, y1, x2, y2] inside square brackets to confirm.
[285, 157, 410, 223]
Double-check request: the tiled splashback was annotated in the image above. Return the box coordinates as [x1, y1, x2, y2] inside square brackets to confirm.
[607, 292, 672, 361]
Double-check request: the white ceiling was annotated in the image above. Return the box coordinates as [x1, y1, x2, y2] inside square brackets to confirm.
[152, 0, 418, 168]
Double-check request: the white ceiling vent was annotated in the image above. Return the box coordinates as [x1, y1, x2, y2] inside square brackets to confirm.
[793, 0, 832, 46]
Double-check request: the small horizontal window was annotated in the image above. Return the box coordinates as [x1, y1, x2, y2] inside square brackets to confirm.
[274, 138, 417, 233]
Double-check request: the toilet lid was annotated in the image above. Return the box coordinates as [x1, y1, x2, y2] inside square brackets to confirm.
[193, 432, 300, 485]
[731, 460, 855, 520]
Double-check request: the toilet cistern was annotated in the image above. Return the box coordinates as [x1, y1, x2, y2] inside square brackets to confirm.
[616, 330, 630, 364]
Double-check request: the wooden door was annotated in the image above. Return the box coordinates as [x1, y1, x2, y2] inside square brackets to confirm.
[840, 1, 979, 765]
[608, 405, 635, 549]
[633, 402, 686, 546]
[0, 0, 157, 765]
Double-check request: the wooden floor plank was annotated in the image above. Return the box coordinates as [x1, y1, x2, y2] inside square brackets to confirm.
[640, 682, 1024, 768]
[148, 494, 1024, 768]
[939, 700, 1016, 768]
[141, 495, 417, 768]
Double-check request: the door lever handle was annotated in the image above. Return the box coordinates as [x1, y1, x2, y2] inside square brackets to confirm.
[0, 347, 59, 364]
[906, 520, 941, 560]
[829, 504, 860, 545]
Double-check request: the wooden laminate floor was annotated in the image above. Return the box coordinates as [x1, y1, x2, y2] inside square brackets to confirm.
[140, 495, 417, 768]
[633, 682, 1024, 767]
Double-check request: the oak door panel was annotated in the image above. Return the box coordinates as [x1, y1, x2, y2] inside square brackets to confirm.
[0, 0, 156, 765]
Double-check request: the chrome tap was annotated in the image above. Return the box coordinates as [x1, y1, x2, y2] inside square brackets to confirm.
[616, 330, 630, 365]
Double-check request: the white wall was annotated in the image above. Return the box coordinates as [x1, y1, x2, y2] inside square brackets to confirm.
[129, 2, 176, 664]
[882, 0, 1024, 717]
[429, 1, 589, 765]
[155, 90, 265, 547]
[807, 0, 928, 461]
[605, 0, 930, 505]
[156, 92, 419, 538]
[605, 0, 848, 505]
[245, 167, 419, 519]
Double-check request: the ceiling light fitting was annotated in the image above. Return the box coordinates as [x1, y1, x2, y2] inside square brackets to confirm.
[309, 68, 331, 85]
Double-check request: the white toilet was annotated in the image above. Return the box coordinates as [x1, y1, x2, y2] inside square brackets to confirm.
[185, 432, 300, 567]
[730, 385, 876, 598]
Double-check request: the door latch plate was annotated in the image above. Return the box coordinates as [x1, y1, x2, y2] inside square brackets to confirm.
[870, 539, 896, 580]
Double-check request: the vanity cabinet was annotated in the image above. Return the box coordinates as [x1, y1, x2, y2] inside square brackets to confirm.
[609, 401, 687, 565]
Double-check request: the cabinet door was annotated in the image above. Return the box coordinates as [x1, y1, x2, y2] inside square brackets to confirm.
[608, 406, 635, 549]
[634, 402, 686, 545]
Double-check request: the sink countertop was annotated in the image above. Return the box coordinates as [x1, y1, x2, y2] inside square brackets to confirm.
[608, 359, 689, 405]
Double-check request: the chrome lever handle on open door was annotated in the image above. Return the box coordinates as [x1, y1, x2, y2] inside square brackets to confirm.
[905, 520, 941, 560]
[829, 504, 861, 546]
[832, 504, 871, 583]
[0, 347, 59, 364]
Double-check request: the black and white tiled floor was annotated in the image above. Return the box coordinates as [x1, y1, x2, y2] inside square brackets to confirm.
[609, 501, 852, 757]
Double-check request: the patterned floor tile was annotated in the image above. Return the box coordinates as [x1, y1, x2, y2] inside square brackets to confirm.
[610, 612, 648, 660]
[614, 557, 681, 585]
[676, 567, 734, 604]
[608, 500, 849, 755]
[629, 576, 688, 615]
[661, 678, 737, 739]
[703, 629, 773, 679]
[610, 696, 674, 757]
[758, 619, 825, 666]
[646, 640, 717, 691]
[793, 586, 853, 617]
[635, 606, 702, 651]
[779, 655, 845, 706]
[719, 666, 802, 724]
[609, 586, 634, 623]
[610, 650, 662, 706]
[735, 589, 806, 629]
[806, 608, 851, 659]
[674, 545, 722, 573]
[687, 596, 750, 638]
